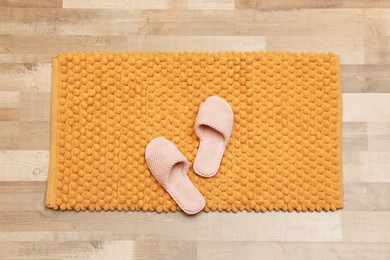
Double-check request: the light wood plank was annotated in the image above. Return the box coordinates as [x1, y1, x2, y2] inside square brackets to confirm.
[365, 37, 390, 64]
[342, 151, 390, 183]
[137, 9, 390, 37]
[0, 63, 51, 92]
[63, 0, 235, 10]
[0, 8, 141, 36]
[0, 150, 49, 181]
[133, 241, 196, 260]
[368, 122, 390, 151]
[362, 9, 390, 37]
[235, 9, 364, 37]
[0, 182, 46, 211]
[140, 10, 177, 35]
[0, 231, 179, 242]
[0, 241, 134, 260]
[18, 121, 50, 150]
[358, 152, 390, 182]
[0, 35, 130, 55]
[198, 241, 390, 260]
[0, 108, 19, 121]
[0, 91, 19, 108]
[0, 0, 62, 8]
[141, 21, 178, 35]
[0, 211, 200, 241]
[343, 94, 390, 122]
[0, 54, 53, 63]
[63, 0, 169, 10]
[0, 8, 258, 37]
[342, 151, 360, 182]
[175, 10, 236, 35]
[341, 65, 390, 93]
[342, 211, 390, 242]
[235, 0, 390, 9]
[344, 182, 390, 210]
[137, 36, 266, 51]
[0, 121, 18, 138]
[0, 121, 19, 149]
[343, 122, 368, 151]
[178, 21, 236, 35]
[19, 92, 50, 121]
[186, 0, 234, 10]
[0, 211, 342, 242]
[195, 212, 342, 242]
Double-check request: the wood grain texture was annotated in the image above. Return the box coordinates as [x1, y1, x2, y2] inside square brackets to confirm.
[343, 94, 390, 122]
[63, 0, 170, 10]
[342, 211, 390, 242]
[342, 65, 390, 93]
[63, 0, 235, 10]
[1, 241, 135, 260]
[0, 150, 49, 181]
[0, 8, 141, 36]
[235, 0, 390, 9]
[197, 241, 390, 260]
[0, 63, 54, 92]
[368, 122, 390, 151]
[0, 0, 62, 8]
[198, 242, 390, 260]
[1, 0, 390, 259]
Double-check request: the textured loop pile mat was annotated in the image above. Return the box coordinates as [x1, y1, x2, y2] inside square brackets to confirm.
[46, 51, 343, 213]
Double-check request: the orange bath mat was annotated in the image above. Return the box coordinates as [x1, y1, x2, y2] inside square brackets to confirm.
[46, 51, 343, 213]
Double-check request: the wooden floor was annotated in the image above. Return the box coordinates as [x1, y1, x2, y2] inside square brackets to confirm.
[1, 0, 390, 259]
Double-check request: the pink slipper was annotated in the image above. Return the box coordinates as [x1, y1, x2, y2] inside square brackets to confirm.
[145, 137, 206, 215]
[194, 96, 234, 177]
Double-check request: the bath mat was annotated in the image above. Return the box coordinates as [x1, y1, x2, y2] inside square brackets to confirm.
[46, 51, 343, 212]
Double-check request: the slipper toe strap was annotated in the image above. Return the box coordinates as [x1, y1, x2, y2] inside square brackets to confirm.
[195, 99, 233, 146]
[145, 138, 188, 188]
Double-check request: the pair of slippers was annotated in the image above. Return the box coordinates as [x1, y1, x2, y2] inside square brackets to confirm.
[145, 96, 234, 215]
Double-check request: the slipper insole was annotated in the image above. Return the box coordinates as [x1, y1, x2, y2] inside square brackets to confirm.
[194, 125, 225, 177]
[165, 162, 205, 214]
